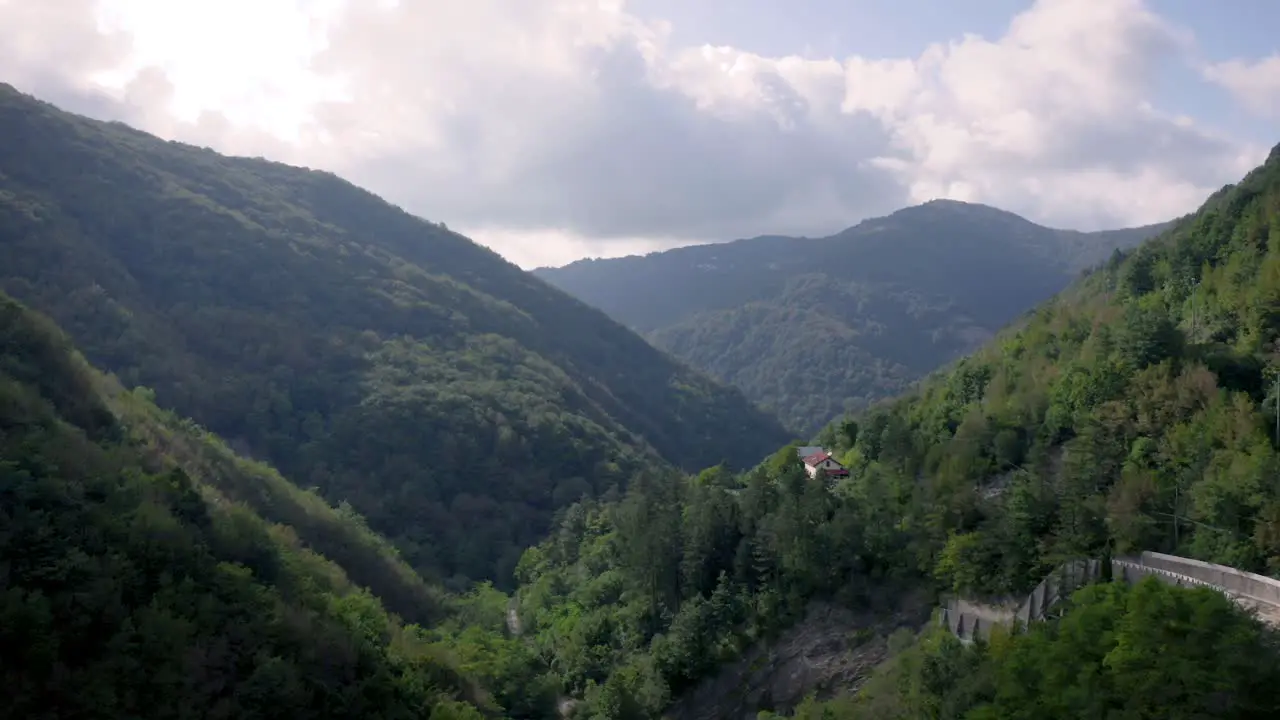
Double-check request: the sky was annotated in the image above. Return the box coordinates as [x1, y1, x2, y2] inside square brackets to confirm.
[1, 0, 1278, 269]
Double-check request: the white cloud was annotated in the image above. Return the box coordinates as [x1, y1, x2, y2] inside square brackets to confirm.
[460, 225, 706, 271]
[1204, 55, 1280, 119]
[825, 0, 1261, 230]
[93, 0, 346, 138]
[0, 0, 131, 111]
[0, 0, 1271, 267]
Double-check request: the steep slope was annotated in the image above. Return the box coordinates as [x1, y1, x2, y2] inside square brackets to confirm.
[504, 146, 1280, 720]
[535, 202, 1171, 433]
[0, 291, 491, 719]
[0, 84, 790, 588]
[807, 141, 1280, 596]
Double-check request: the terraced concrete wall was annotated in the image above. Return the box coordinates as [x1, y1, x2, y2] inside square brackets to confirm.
[940, 598, 1015, 642]
[1012, 559, 1100, 626]
[941, 560, 1100, 642]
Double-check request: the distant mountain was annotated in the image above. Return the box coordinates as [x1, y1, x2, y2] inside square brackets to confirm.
[535, 201, 1174, 433]
[0, 83, 790, 589]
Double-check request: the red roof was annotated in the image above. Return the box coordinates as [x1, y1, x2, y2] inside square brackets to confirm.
[802, 451, 829, 466]
[802, 451, 844, 468]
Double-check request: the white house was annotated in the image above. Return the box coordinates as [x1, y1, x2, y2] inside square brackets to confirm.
[798, 447, 849, 481]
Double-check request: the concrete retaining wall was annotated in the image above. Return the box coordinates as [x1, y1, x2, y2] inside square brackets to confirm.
[940, 553, 1280, 642]
[1013, 559, 1099, 626]
[1111, 557, 1225, 593]
[941, 559, 1101, 642]
[1134, 551, 1280, 605]
[940, 598, 1016, 642]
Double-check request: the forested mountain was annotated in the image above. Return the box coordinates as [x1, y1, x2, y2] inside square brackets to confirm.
[535, 203, 1171, 434]
[500, 146, 1280, 718]
[7, 78, 1278, 720]
[0, 291, 497, 719]
[809, 143, 1280, 596]
[0, 83, 790, 589]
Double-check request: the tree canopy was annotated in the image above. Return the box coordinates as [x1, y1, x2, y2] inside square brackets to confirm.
[5, 81, 1280, 720]
[537, 201, 1170, 434]
[0, 292, 490, 719]
[0, 83, 789, 589]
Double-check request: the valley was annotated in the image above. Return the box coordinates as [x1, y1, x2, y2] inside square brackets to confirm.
[0, 83, 790, 590]
[4, 80, 1280, 720]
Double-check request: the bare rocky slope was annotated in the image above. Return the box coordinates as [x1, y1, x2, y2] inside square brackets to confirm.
[664, 589, 933, 720]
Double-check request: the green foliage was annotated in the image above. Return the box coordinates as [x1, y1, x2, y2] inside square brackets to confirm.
[794, 143, 1280, 595]
[0, 83, 789, 588]
[0, 292, 491, 719]
[538, 202, 1169, 434]
[6, 84, 1280, 720]
[421, 583, 562, 720]
[512, 145, 1280, 719]
[511, 453, 899, 719]
[773, 579, 1280, 719]
[106, 382, 453, 626]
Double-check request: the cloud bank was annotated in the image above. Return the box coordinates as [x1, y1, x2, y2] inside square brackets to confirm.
[0, 0, 1272, 267]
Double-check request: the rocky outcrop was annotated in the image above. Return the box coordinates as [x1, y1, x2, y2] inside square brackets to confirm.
[663, 589, 932, 720]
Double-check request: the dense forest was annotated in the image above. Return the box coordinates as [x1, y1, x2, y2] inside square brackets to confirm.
[509, 446, 916, 720]
[807, 142, 1280, 595]
[0, 83, 790, 589]
[0, 291, 494, 719]
[490, 144, 1280, 716]
[536, 202, 1170, 434]
[6, 81, 1280, 720]
[8, 279, 1279, 719]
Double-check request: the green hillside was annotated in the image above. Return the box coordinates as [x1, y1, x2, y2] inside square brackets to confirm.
[805, 142, 1280, 596]
[7, 80, 1277, 720]
[0, 83, 790, 589]
[497, 146, 1280, 718]
[536, 203, 1170, 434]
[0, 291, 495, 719]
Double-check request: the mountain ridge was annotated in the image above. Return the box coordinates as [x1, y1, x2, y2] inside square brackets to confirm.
[535, 201, 1174, 433]
[537, 199, 1173, 275]
[0, 82, 791, 589]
